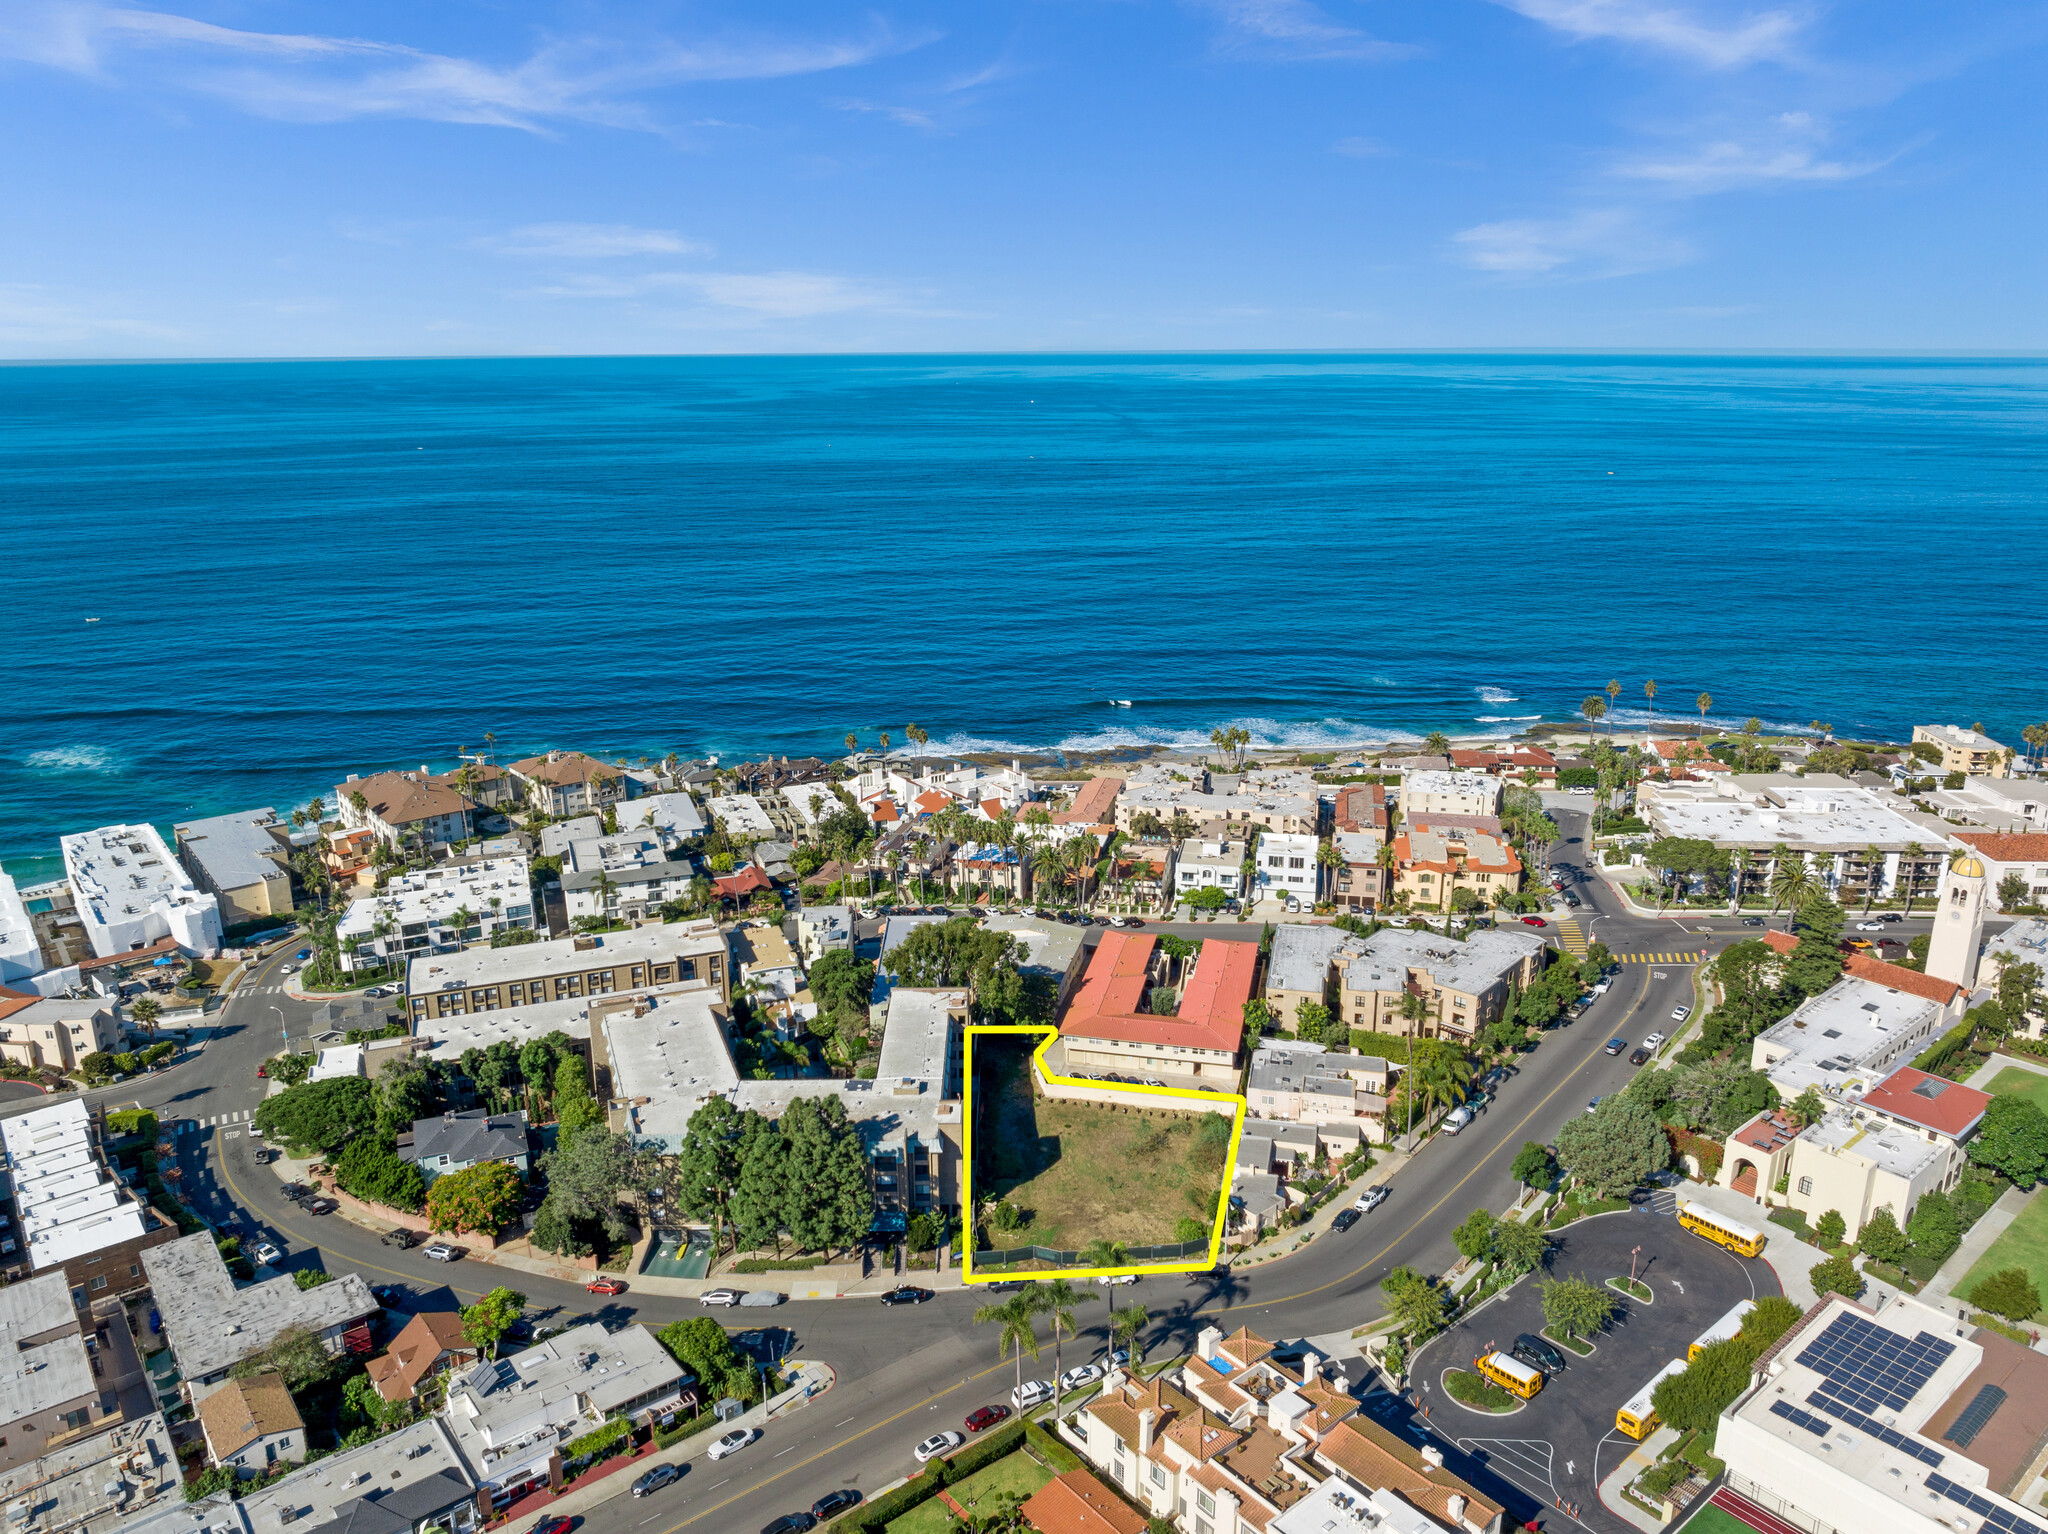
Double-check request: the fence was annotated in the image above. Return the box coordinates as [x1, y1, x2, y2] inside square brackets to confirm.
[971, 1239, 1210, 1269]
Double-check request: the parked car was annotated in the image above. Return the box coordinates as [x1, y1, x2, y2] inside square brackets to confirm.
[761, 1516, 815, 1534]
[252, 1147, 274, 1164]
[304, 1198, 337, 1217]
[1671, 1004, 1692, 1022]
[1513, 1332, 1566, 1374]
[586, 1279, 627, 1296]
[1354, 1185, 1390, 1213]
[1520, 916, 1547, 927]
[1442, 1105, 1474, 1135]
[380, 1229, 417, 1248]
[363, 986, 390, 998]
[708, 1429, 756, 1461]
[811, 1491, 862, 1521]
[1059, 1364, 1103, 1390]
[1331, 1208, 1360, 1233]
[1095, 1274, 1136, 1286]
[422, 1243, 458, 1261]
[371, 1285, 406, 1308]
[964, 1405, 1011, 1434]
[880, 1286, 934, 1306]
[1012, 1379, 1055, 1409]
[279, 1183, 307, 1202]
[699, 1289, 745, 1307]
[1569, 785, 1594, 795]
[252, 1241, 282, 1266]
[740, 1290, 786, 1308]
[1629, 1046, 1651, 1066]
[1643, 1031, 1666, 1048]
[1586, 1097, 1602, 1114]
[915, 1431, 964, 1463]
[1605, 1037, 1627, 1055]
[531, 1517, 575, 1534]
[254, 1065, 268, 1078]
[632, 1465, 681, 1497]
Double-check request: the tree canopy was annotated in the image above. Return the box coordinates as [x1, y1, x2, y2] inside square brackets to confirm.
[461, 1286, 527, 1358]
[1969, 1094, 2048, 1190]
[253, 1077, 375, 1157]
[425, 1160, 525, 1235]
[1555, 1095, 1668, 1197]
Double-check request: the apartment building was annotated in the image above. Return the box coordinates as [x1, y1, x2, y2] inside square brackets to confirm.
[1330, 831, 1387, 913]
[171, 808, 295, 928]
[1060, 1324, 1502, 1534]
[1920, 777, 2048, 833]
[1245, 1045, 1391, 1144]
[1336, 928, 1545, 1042]
[0, 862, 40, 983]
[1058, 933, 1258, 1086]
[508, 751, 628, 817]
[333, 769, 476, 850]
[1115, 765, 1318, 837]
[336, 857, 535, 972]
[1054, 775, 1124, 827]
[1391, 826, 1522, 912]
[405, 920, 727, 1026]
[1, 1099, 176, 1298]
[1914, 723, 2011, 777]
[1447, 747, 1558, 787]
[956, 842, 1028, 899]
[1748, 973, 1953, 1103]
[1254, 832, 1319, 904]
[60, 824, 222, 959]
[1174, 837, 1249, 902]
[559, 832, 698, 924]
[142, 1233, 377, 1389]
[0, 1273, 131, 1474]
[1264, 926, 1355, 1033]
[1397, 771, 1503, 820]
[1331, 784, 1388, 835]
[0, 995, 119, 1073]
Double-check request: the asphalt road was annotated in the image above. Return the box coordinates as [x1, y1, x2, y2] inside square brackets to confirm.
[33, 810, 1995, 1534]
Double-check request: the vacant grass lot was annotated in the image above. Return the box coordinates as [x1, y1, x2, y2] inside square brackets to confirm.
[1957, 1188, 2048, 1321]
[887, 1450, 1053, 1534]
[972, 1036, 1231, 1251]
[1985, 1067, 2048, 1117]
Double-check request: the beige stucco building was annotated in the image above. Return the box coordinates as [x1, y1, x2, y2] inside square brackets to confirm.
[0, 995, 120, 1072]
[1913, 723, 2010, 777]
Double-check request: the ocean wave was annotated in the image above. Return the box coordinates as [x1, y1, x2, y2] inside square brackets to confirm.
[23, 746, 120, 773]
[1474, 715, 1543, 723]
[919, 716, 1441, 757]
[1476, 687, 1520, 703]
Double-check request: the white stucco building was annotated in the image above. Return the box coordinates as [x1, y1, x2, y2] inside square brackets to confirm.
[335, 856, 535, 972]
[60, 824, 221, 959]
[0, 862, 41, 982]
[1255, 831, 1320, 903]
[1398, 771, 1503, 819]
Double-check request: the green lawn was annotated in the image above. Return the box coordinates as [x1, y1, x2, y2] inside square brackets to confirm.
[887, 1451, 1054, 1534]
[1985, 1068, 2048, 1117]
[1957, 1188, 2048, 1321]
[1673, 1504, 1759, 1534]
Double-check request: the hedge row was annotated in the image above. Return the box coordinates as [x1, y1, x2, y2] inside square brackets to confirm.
[731, 1256, 829, 1274]
[564, 1416, 631, 1460]
[1913, 1019, 1980, 1078]
[846, 1420, 1027, 1531]
[1025, 1420, 1081, 1472]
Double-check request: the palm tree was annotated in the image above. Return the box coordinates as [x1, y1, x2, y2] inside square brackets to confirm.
[1422, 731, 1451, 758]
[1033, 842, 1069, 908]
[1108, 1302, 1149, 1368]
[973, 1293, 1043, 1404]
[347, 789, 369, 821]
[1770, 858, 1816, 920]
[1412, 1044, 1472, 1125]
[1605, 679, 1622, 732]
[1396, 990, 1431, 1142]
[1643, 679, 1658, 728]
[1729, 848, 1751, 913]
[1376, 839, 1397, 909]
[1581, 696, 1607, 736]
[1861, 843, 1884, 914]
[1696, 692, 1713, 737]
[128, 995, 161, 1043]
[1316, 837, 1342, 904]
[1034, 1278, 1095, 1421]
[844, 732, 859, 762]
[1901, 841, 1926, 912]
[879, 731, 892, 754]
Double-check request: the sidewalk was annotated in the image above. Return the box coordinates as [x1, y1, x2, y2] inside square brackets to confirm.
[1924, 1183, 2033, 1305]
[1229, 1145, 1415, 1268]
[1597, 1426, 1678, 1534]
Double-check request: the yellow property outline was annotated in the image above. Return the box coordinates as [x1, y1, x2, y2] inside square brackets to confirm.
[960, 1024, 1247, 1283]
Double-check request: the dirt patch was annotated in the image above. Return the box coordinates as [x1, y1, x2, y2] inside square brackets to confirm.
[972, 1036, 1231, 1250]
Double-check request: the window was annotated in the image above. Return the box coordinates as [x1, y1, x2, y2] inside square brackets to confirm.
[61, 1409, 90, 1431]
[88, 1275, 106, 1291]
[1197, 1492, 1216, 1516]
[128, 1265, 139, 1277]
[1150, 1466, 1166, 1488]
[1289, 857, 1304, 869]
[1797, 1176, 1813, 1195]
[1197, 1521, 1213, 1534]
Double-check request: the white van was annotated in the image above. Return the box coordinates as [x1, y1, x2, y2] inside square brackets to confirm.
[1442, 1105, 1475, 1135]
[1012, 1379, 1055, 1409]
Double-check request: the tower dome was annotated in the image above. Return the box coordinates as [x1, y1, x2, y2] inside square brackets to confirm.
[1952, 855, 1986, 879]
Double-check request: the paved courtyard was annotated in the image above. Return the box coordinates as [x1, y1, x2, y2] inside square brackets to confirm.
[1406, 1202, 1783, 1534]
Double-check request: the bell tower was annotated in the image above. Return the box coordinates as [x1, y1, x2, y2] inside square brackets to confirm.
[1926, 854, 1987, 991]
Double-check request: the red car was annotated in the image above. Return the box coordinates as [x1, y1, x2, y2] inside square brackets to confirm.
[586, 1279, 628, 1296]
[1520, 916, 1547, 927]
[531, 1520, 575, 1534]
[964, 1405, 1011, 1434]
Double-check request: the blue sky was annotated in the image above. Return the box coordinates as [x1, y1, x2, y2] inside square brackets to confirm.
[1, 0, 2043, 355]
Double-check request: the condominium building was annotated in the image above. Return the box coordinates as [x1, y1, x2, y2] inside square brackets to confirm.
[508, 751, 627, 817]
[405, 920, 727, 1026]
[1174, 837, 1250, 901]
[1058, 932, 1258, 1086]
[559, 833, 698, 924]
[0, 861, 40, 982]
[336, 857, 535, 973]
[1330, 830, 1387, 913]
[60, 824, 222, 959]
[0, 1272, 132, 1474]
[0, 1099, 177, 1297]
[142, 1233, 376, 1389]
[1397, 771, 1503, 820]
[171, 808, 295, 928]
[333, 769, 476, 850]
[1331, 784, 1388, 835]
[1391, 826, 1521, 911]
[1748, 973, 1954, 1103]
[1254, 832, 1319, 903]
[1336, 928, 1545, 1043]
[1914, 723, 2011, 778]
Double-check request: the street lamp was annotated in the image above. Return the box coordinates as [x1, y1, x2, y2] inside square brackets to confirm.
[270, 1005, 287, 1049]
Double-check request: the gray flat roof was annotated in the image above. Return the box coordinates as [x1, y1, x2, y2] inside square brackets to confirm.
[141, 1233, 376, 1381]
[1342, 927, 1544, 997]
[1754, 975, 1946, 1099]
[980, 914, 1086, 985]
[234, 1417, 473, 1534]
[0, 1412, 179, 1534]
[406, 919, 724, 994]
[875, 987, 964, 1086]
[1266, 926, 1360, 995]
[173, 809, 286, 893]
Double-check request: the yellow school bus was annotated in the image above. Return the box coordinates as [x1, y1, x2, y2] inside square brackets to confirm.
[1678, 1200, 1766, 1258]
[1617, 1359, 1689, 1439]
[1475, 1350, 1544, 1400]
[1690, 1300, 1757, 1362]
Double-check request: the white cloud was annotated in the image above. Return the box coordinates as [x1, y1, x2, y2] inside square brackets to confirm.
[1188, 0, 1419, 62]
[0, 282, 183, 345]
[1493, 0, 1802, 68]
[1614, 139, 1885, 189]
[1331, 136, 1393, 157]
[1451, 208, 1692, 276]
[0, 2, 917, 132]
[486, 223, 709, 259]
[517, 267, 911, 319]
[831, 98, 937, 130]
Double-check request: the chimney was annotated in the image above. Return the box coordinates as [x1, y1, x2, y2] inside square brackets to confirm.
[1446, 1494, 1466, 1525]
[1138, 1407, 1156, 1455]
[1300, 1351, 1319, 1380]
[1197, 1325, 1222, 1362]
[1420, 1446, 1444, 1470]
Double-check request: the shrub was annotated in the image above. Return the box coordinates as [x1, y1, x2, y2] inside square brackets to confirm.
[1970, 1268, 2043, 1324]
[425, 1160, 524, 1234]
[106, 1108, 158, 1141]
[563, 1417, 631, 1460]
[1810, 1250, 1864, 1300]
[1444, 1369, 1516, 1411]
[1814, 1209, 1846, 1248]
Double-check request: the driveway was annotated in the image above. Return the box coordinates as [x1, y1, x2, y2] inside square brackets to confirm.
[1407, 1205, 1781, 1533]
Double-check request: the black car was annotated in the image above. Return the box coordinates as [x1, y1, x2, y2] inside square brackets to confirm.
[1629, 1046, 1651, 1066]
[1512, 1332, 1566, 1374]
[1740, 916, 1766, 927]
[371, 1285, 406, 1308]
[880, 1286, 935, 1306]
[279, 1183, 308, 1202]
[762, 1516, 816, 1534]
[1330, 1209, 1360, 1233]
[811, 1490, 862, 1521]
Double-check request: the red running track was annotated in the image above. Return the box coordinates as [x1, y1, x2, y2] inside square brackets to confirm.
[1707, 1487, 1808, 1534]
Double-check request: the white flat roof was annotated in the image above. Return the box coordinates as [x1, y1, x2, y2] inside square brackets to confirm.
[707, 794, 777, 836]
[1800, 1107, 1941, 1181]
[0, 1099, 155, 1269]
[420, 994, 595, 1062]
[603, 987, 739, 1119]
[60, 823, 198, 920]
[875, 987, 963, 1085]
[406, 919, 724, 993]
[1754, 976, 1946, 1098]
[1645, 779, 1946, 851]
[619, 791, 707, 839]
[336, 858, 533, 943]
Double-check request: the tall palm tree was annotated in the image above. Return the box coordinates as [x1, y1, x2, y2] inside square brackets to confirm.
[1396, 990, 1431, 1141]
[1033, 842, 1069, 908]
[844, 732, 859, 762]
[1412, 1044, 1472, 1124]
[1861, 843, 1884, 914]
[1770, 858, 1816, 920]
[1605, 679, 1622, 732]
[1422, 731, 1451, 758]
[1643, 679, 1658, 728]
[1696, 692, 1713, 737]
[1581, 696, 1607, 736]
[1108, 1302, 1150, 1367]
[1729, 849, 1751, 914]
[1901, 841, 1926, 912]
[1315, 837, 1342, 904]
[1034, 1279, 1094, 1421]
[972, 1293, 1043, 1403]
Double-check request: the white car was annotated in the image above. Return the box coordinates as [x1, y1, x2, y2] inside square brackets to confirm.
[252, 1241, 282, 1266]
[1670, 1004, 1691, 1022]
[1095, 1274, 1136, 1286]
[1642, 1031, 1666, 1049]
[915, 1431, 964, 1463]
[707, 1428, 755, 1461]
[698, 1288, 744, 1307]
[1059, 1364, 1103, 1390]
[1856, 921, 1885, 931]
[1011, 1379, 1055, 1409]
[423, 1244, 458, 1262]
[1441, 1105, 1474, 1135]
[1354, 1185, 1390, 1213]
[1569, 786, 1595, 795]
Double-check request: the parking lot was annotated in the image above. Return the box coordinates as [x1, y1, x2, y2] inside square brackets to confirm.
[1408, 1204, 1781, 1532]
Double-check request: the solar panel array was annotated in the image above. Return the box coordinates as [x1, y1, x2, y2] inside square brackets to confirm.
[1804, 1392, 1945, 1466]
[1794, 1312, 1955, 1415]
[1946, 1384, 2009, 1450]
[1927, 1472, 2048, 1534]
[1769, 1400, 1830, 1437]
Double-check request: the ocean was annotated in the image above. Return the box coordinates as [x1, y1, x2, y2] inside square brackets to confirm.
[3, 352, 2044, 879]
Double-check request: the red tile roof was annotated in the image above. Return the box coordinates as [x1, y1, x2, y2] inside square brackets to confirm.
[1859, 1065, 1993, 1139]
[1053, 776, 1123, 826]
[1955, 833, 2048, 864]
[1059, 931, 1253, 1055]
[713, 865, 773, 898]
[1333, 784, 1388, 833]
[1022, 1469, 1149, 1534]
[868, 798, 901, 823]
[0, 992, 38, 1025]
[1757, 929, 1960, 1003]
